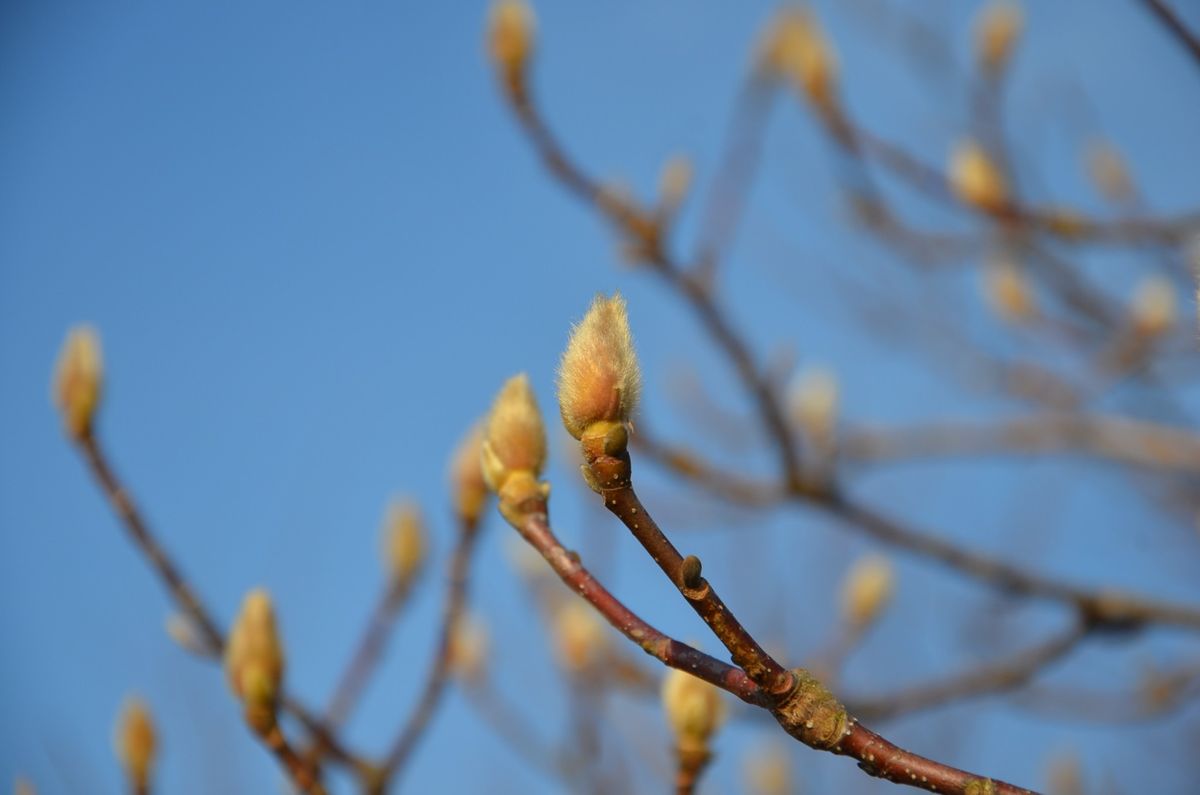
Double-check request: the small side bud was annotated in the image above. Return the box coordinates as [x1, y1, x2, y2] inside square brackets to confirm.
[662, 668, 726, 753]
[554, 600, 610, 673]
[1130, 275, 1176, 337]
[841, 555, 895, 631]
[787, 367, 839, 445]
[557, 292, 641, 440]
[1085, 140, 1133, 203]
[758, 8, 838, 113]
[165, 612, 210, 656]
[225, 589, 286, 732]
[448, 612, 489, 683]
[982, 258, 1036, 323]
[657, 154, 693, 214]
[950, 140, 1008, 212]
[974, 1, 1023, 75]
[482, 373, 547, 494]
[113, 697, 157, 792]
[487, 0, 535, 96]
[449, 422, 489, 525]
[381, 499, 427, 584]
[52, 325, 103, 441]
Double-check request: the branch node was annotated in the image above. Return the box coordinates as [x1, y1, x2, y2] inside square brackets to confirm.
[771, 669, 849, 750]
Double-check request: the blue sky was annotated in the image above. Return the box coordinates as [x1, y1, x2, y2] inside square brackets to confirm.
[3, 1, 1200, 793]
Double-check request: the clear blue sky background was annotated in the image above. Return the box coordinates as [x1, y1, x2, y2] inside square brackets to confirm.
[3, 1, 1199, 793]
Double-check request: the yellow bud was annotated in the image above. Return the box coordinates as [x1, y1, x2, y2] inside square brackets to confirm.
[950, 140, 1008, 211]
[983, 258, 1035, 323]
[482, 373, 547, 493]
[1085, 140, 1132, 203]
[841, 555, 895, 630]
[758, 8, 838, 112]
[52, 325, 103, 440]
[448, 612, 489, 683]
[553, 599, 609, 673]
[658, 154, 693, 212]
[113, 697, 156, 791]
[224, 589, 285, 716]
[743, 742, 793, 795]
[557, 292, 641, 440]
[787, 367, 839, 442]
[449, 422, 489, 525]
[974, 1, 1023, 75]
[661, 668, 726, 751]
[487, 0, 535, 84]
[1131, 275, 1176, 336]
[382, 499, 426, 584]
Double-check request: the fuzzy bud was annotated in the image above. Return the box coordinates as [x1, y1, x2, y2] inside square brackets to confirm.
[488, 0, 535, 93]
[950, 140, 1008, 211]
[841, 555, 895, 630]
[52, 325, 103, 441]
[758, 8, 838, 113]
[448, 613, 489, 683]
[974, 1, 1023, 75]
[113, 697, 156, 792]
[482, 373, 547, 496]
[449, 422, 489, 525]
[382, 499, 427, 584]
[662, 668, 726, 752]
[983, 258, 1035, 323]
[224, 589, 285, 730]
[553, 599, 609, 673]
[1130, 275, 1176, 336]
[787, 367, 839, 444]
[557, 293, 641, 440]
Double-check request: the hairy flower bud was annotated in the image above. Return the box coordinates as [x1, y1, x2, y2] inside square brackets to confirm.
[758, 8, 838, 112]
[950, 140, 1008, 212]
[974, 1, 1023, 75]
[113, 697, 156, 791]
[482, 374, 547, 495]
[382, 499, 427, 584]
[449, 422, 489, 525]
[554, 599, 609, 673]
[662, 668, 726, 752]
[225, 589, 285, 730]
[448, 612, 489, 683]
[52, 325, 103, 441]
[557, 293, 641, 440]
[1131, 275, 1176, 336]
[488, 0, 535, 93]
[787, 367, 839, 444]
[841, 555, 895, 630]
[983, 258, 1035, 323]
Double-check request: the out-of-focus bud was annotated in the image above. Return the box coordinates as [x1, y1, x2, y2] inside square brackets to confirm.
[449, 422, 489, 526]
[662, 668, 726, 753]
[553, 599, 609, 673]
[787, 367, 839, 444]
[52, 325, 103, 441]
[487, 0, 535, 95]
[1044, 750, 1084, 795]
[481, 373, 548, 494]
[14, 778, 37, 795]
[1130, 275, 1176, 336]
[974, 1, 1023, 75]
[165, 612, 210, 656]
[758, 8, 838, 113]
[113, 697, 157, 792]
[224, 589, 285, 731]
[743, 741, 793, 795]
[382, 499, 427, 585]
[448, 613, 489, 683]
[840, 555, 895, 631]
[1085, 140, 1133, 203]
[557, 293, 641, 440]
[983, 258, 1036, 323]
[950, 140, 1008, 212]
[658, 154, 693, 214]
